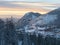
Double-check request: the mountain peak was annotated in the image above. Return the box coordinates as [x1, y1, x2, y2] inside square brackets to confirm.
[24, 12, 41, 16]
[17, 12, 41, 28]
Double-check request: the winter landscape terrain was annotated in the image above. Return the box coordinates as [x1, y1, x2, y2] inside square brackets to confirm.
[0, 8, 60, 45]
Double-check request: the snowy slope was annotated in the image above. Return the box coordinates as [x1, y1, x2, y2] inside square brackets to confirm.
[17, 12, 41, 29]
[24, 8, 60, 38]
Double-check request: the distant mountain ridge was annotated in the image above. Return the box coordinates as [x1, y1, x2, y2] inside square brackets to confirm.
[30, 8, 60, 28]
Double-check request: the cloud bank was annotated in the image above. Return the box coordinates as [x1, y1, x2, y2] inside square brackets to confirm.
[0, 1, 60, 18]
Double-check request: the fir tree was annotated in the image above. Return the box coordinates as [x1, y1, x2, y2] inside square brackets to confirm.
[4, 18, 18, 45]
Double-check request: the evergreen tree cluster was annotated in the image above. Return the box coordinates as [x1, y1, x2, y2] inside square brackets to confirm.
[0, 18, 18, 45]
[0, 17, 60, 45]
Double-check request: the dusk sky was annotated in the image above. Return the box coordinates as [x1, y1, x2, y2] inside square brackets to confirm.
[0, 0, 60, 18]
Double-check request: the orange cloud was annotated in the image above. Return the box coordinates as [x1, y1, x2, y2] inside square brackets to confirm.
[0, 7, 50, 13]
[0, 7, 51, 18]
[0, 2, 55, 18]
